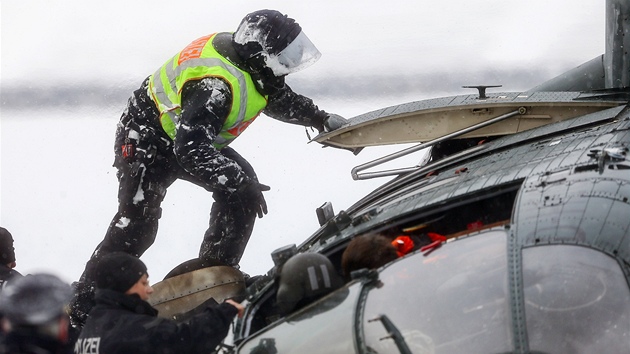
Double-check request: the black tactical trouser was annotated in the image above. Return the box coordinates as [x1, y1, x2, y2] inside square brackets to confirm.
[88, 145, 258, 268]
[70, 142, 259, 328]
[69, 77, 260, 330]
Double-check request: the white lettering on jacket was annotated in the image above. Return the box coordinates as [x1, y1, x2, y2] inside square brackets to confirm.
[74, 337, 100, 354]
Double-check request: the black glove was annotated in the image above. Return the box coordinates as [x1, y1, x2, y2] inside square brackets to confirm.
[323, 113, 348, 132]
[235, 181, 271, 218]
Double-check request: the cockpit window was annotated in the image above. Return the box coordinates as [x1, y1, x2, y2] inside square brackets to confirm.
[237, 287, 358, 353]
[361, 230, 512, 353]
[237, 233, 630, 353]
[523, 245, 630, 353]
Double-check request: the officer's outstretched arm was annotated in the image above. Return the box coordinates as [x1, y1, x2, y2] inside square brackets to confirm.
[264, 84, 347, 133]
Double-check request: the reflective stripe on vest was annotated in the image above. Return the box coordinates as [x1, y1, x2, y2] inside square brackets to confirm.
[149, 33, 267, 149]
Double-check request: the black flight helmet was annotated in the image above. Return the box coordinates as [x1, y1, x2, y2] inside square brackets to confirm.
[0, 273, 72, 326]
[275, 253, 342, 315]
[233, 9, 321, 76]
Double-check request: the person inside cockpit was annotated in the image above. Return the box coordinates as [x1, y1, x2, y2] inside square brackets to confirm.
[275, 253, 343, 315]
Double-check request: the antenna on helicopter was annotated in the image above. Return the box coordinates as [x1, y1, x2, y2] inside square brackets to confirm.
[462, 85, 502, 99]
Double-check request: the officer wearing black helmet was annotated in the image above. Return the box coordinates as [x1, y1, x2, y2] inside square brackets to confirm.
[0, 273, 73, 354]
[70, 9, 347, 330]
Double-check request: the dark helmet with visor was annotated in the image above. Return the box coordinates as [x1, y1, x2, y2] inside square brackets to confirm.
[233, 9, 321, 76]
[0, 273, 72, 326]
[275, 253, 342, 315]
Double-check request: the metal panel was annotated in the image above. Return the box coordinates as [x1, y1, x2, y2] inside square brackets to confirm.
[149, 266, 245, 319]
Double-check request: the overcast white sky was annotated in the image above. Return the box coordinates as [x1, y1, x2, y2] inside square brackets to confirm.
[0, 0, 606, 283]
[2, 0, 604, 88]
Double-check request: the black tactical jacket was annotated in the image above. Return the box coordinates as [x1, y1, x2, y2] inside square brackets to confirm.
[74, 289, 237, 354]
[114, 34, 328, 194]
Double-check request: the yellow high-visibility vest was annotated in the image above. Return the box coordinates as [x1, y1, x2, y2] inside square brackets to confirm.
[149, 33, 268, 149]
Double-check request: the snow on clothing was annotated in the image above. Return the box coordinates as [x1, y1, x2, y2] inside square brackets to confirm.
[70, 31, 329, 328]
[103, 32, 327, 263]
[74, 289, 237, 354]
[150, 33, 268, 149]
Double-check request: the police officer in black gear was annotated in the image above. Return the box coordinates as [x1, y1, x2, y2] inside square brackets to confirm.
[69, 9, 348, 330]
[0, 227, 21, 292]
[0, 273, 73, 354]
[76, 253, 242, 354]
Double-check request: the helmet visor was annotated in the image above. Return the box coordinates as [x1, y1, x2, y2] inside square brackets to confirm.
[265, 31, 322, 76]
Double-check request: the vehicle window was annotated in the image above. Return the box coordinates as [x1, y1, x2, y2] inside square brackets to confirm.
[523, 245, 630, 354]
[361, 230, 511, 353]
[237, 286, 359, 353]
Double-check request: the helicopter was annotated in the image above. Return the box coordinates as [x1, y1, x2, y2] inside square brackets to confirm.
[149, 1, 630, 353]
